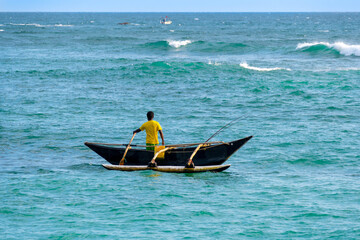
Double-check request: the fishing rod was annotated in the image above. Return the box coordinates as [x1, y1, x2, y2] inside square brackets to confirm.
[205, 116, 245, 143]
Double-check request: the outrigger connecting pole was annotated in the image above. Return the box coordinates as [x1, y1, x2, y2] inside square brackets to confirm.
[116, 137, 224, 168]
[185, 143, 207, 168]
[148, 147, 175, 167]
[148, 143, 208, 168]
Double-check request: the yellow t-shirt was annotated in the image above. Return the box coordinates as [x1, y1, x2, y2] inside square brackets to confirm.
[139, 120, 162, 144]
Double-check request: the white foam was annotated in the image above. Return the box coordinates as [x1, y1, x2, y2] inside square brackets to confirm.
[296, 41, 360, 56]
[0, 29, 4, 32]
[167, 40, 192, 48]
[10, 23, 45, 27]
[34, 24, 46, 27]
[337, 67, 360, 71]
[10, 23, 73, 27]
[309, 67, 360, 72]
[240, 62, 291, 72]
[208, 60, 221, 66]
[194, 18, 199, 21]
[318, 30, 329, 33]
[169, 30, 175, 32]
[54, 24, 73, 27]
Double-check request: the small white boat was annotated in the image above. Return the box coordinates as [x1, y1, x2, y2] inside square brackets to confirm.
[160, 16, 172, 25]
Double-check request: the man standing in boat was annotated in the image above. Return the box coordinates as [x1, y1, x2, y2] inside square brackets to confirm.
[133, 111, 165, 151]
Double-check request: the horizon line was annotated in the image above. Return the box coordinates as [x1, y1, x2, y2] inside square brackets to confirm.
[1, 11, 359, 13]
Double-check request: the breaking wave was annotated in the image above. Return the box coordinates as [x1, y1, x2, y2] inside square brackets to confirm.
[240, 62, 291, 72]
[54, 24, 73, 27]
[142, 40, 247, 53]
[296, 41, 360, 56]
[144, 40, 193, 49]
[167, 40, 193, 48]
[9, 23, 73, 27]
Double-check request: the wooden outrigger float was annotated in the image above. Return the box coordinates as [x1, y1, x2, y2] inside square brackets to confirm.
[102, 164, 231, 173]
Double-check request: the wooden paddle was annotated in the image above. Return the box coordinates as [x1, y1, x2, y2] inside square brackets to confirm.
[119, 133, 136, 165]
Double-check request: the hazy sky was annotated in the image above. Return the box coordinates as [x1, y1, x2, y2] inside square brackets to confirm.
[1, 0, 359, 12]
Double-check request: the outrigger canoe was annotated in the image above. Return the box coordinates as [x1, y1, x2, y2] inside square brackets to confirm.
[85, 136, 252, 170]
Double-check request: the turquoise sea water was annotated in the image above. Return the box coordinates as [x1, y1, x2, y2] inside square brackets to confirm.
[1, 13, 360, 239]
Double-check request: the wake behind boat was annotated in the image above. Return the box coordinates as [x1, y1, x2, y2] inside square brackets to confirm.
[84, 136, 252, 168]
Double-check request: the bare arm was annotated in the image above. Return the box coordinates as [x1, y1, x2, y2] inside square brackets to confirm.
[159, 130, 165, 145]
[133, 128, 141, 134]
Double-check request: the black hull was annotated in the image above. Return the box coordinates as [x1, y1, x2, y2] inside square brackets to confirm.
[85, 136, 252, 166]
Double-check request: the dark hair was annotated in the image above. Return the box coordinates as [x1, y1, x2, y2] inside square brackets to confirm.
[147, 111, 154, 120]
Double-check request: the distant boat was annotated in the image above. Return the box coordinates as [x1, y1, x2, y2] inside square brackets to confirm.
[118, 22, 130, 25]
[160, 16, 172, 25]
